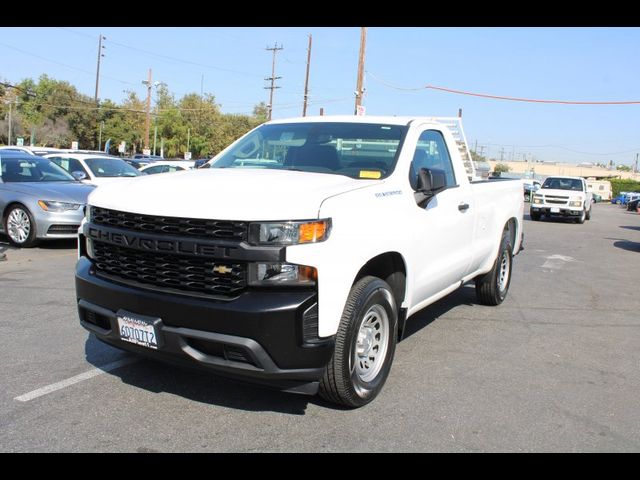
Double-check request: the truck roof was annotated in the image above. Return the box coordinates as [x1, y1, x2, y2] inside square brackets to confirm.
[267, 115, 442, 127]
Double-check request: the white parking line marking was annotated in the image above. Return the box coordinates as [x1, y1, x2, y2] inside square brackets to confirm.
[541, 254, 575, 270]
[14, 357, 138, 402]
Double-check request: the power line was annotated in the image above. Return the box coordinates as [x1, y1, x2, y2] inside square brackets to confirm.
[366, 70, 640, 105]
[0, 41, 138, 88]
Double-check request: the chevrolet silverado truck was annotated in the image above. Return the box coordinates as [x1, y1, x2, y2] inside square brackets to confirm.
[530, 175, 592, 223]
[75, 116, 524, 407]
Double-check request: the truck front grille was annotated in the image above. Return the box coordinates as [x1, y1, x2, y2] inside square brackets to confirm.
[544, 195, 569, 205]
[92, 207, 247, 242]
[92, 240, 246, 297]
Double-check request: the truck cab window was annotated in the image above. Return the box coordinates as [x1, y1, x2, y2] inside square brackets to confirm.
[410, 130, 456, 189]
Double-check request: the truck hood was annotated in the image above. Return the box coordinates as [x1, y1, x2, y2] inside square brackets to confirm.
[539, 188, 585, 198]
[6, 181, 96, 203]
[88, 168, 378, 220]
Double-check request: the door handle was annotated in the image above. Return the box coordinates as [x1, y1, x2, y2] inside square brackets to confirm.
[458, 203, 470, 212]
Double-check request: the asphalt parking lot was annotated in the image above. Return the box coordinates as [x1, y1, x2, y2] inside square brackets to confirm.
[0, 203, 639, 452]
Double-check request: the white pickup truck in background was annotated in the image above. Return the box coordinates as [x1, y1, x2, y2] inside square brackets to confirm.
[530, 175, 593, 223]
[75, 115, 524, 407]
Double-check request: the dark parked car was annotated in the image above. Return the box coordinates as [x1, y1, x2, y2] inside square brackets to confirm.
[627, 198, 640, 212]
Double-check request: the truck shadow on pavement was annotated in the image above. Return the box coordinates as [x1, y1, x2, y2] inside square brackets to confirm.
[402, 284, 477, 340]
[82, 284, 478, 415]
[620, 225, 640, 232]
[84, 335, 327, 415]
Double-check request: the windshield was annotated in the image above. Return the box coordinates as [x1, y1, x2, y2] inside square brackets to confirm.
[85, 157, 141, 178]
[211, 122, 408, 179]
[0, 157, 76, 183]
[541, 177, 583, 191]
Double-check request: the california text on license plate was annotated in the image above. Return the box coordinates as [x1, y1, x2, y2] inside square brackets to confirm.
[117, 311, 160, 349]
[550, 207, 560, 213]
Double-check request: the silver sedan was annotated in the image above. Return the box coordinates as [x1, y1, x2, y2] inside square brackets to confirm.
[0, 154, 95, 247]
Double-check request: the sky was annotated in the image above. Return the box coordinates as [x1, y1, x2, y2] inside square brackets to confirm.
[1, 26, 640, 166]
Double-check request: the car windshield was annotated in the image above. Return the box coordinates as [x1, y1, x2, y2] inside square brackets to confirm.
[211, 122, 408, 179]
[84, 157, 141, 177]
[541, 178, 583, 191]
[0, 157, 76, 182]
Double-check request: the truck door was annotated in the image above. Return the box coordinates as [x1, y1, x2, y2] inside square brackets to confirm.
[408, 129, 475, 303]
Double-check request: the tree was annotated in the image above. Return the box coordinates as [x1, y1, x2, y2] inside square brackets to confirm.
[616, 165, 632, 172]
[494, 163, 511, 174]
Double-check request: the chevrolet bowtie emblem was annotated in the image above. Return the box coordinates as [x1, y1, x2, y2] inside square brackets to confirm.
[213, 265, 233, 275]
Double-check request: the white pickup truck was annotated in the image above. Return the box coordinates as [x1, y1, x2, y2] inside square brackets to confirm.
[530, 175, 592, 223]
[75, 116, 524, 407]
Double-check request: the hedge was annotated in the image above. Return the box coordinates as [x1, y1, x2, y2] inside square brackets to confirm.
[610, 178, 640, 197]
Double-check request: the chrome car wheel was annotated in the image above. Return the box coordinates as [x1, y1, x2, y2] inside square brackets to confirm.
[7, 208, 31, 244]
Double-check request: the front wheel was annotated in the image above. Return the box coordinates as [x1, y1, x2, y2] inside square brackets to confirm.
[530, 210, 541, 221]
[319, 276, 398, 408]
[4, 205, 38, 248]
[475, 231, 512, 306]
[576, 209, 586, 224]
[585, 207, 591, 220]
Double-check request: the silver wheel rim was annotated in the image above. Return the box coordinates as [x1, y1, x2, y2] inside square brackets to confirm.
[7, 208, 30, 244]
[352, 304, 389, 383]
[498, 253, 510, 292]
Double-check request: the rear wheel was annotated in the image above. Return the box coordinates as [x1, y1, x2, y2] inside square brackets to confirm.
[4, 205, 38, 248]
[319, 276, 398, 408]
[476, 230, 512, 306]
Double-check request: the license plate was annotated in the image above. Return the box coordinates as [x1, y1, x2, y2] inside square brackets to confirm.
[117, 310, 161, 349]
[550, 207, 560, 213]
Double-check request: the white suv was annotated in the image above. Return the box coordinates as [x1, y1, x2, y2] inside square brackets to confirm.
[530, 176, 592, 223]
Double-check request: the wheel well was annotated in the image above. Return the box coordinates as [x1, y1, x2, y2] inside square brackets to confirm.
[354, 252, 406, 309]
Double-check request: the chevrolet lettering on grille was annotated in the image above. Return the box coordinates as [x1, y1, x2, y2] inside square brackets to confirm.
[87, 226, 229, 257]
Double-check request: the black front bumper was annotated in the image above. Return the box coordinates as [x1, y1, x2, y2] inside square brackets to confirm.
[75, 257, 334, 395]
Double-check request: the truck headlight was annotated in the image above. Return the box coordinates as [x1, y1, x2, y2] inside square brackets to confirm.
[533, 197, 543, 204]
[248, 219, 331, 246]
[38, 200, 82, 212]
[569, 200, 582, 207]
[247, 262, 317, 286]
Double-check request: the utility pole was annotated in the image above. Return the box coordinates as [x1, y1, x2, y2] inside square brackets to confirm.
[302, 34, 312, 117]
[7, 100, 13, 146]
[98, 121, 104, 151]
[354, 27, 367, 114]
[142, 69, 153, 152]
[264, 43, 283, 121]
[473, 139, 478, 154]
[635, 153, 639, 174]
[500, 147, 505, 162]
[94, 34, 106, 102]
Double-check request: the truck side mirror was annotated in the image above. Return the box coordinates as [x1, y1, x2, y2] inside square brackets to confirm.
[414, 167, 447, 208]
[417, 167, 446, 192]
[72, 171, 87, 181]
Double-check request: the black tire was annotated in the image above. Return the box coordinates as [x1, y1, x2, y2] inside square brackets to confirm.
[318, 276, 398, 408]
[4, 204, 38, 248]
[530, 210, 541, 221]
[576, 209, 586, 224]
[475, 230, 512, 306]
[585, 206, 591, 220]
